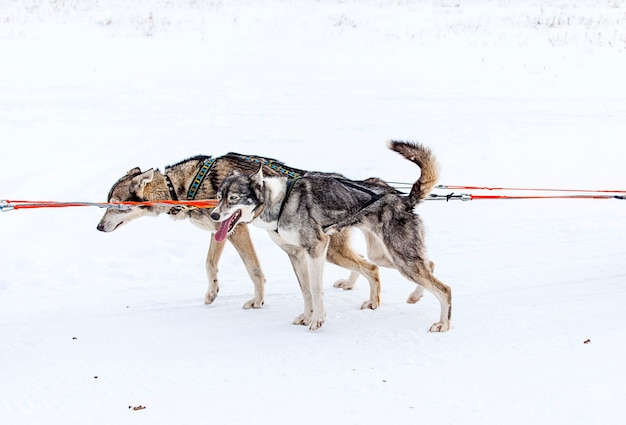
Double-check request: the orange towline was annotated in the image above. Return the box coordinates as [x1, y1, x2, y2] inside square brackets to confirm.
[0, 199, 218, 212]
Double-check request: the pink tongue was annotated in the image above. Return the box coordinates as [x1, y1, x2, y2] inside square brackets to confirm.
[214, 214, 235, 242]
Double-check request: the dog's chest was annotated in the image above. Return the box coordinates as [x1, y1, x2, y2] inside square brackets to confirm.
[253, 216, 302, 246]
[276, 227, 302, 246]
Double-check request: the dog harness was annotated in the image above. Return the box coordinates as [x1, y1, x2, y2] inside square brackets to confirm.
[224, 153, 303, 178]
[165, 154, 300, 211]
[321, 179, 387, 232]
[163, 157, 215, 215]
[187, 157, 216, 200]
[335, 179, 385, 210]
[164, 174, 178, 201]
[275, 176, 387, 233]
[276, 176, 302, 225]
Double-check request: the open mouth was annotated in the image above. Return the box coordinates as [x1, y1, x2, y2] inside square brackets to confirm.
[214, 209, 242, 242]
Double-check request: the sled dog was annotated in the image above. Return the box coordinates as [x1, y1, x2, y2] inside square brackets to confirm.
[97, 153, 380, 309]
[210, 141, 452, 332]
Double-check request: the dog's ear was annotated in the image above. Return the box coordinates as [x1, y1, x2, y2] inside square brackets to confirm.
[126, 167, 142, 176]
[130, 168, 154, 195]
[251, 164, 264, 185]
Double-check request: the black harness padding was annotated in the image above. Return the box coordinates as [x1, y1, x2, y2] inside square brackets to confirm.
[275, 176, 385, 233]
[320, 179, 387, 231]
[164, 174, 178, 201]
[335, 179, 385, 210]
[223, 153, 304, 178]
[276, 177, 302, 230]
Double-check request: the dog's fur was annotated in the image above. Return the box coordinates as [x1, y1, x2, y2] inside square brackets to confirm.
[97, 153, 380, 309]
[210, 141, 452, 332]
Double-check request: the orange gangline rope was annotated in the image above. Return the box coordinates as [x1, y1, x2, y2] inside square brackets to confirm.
[1, 199, 218, 211]
[3, 183, 626, 212]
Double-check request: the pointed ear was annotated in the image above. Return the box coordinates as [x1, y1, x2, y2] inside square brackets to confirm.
[126, 167, 142, 176]
[251, 164, 264, 185]
[130, 169, 154, 194]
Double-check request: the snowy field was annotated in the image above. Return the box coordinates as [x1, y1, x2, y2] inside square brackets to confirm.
[1, 0, 626, 424]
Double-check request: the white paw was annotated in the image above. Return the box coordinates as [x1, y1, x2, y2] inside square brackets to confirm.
[406, 293, 423, 304]
[406, 286, 425, 304]
[308, 312, 325, 331]
[360, 300, 379, 310]
[204, 291, 217, 305]
[293, 313, 310, 326]
[242, 297, 264, 309]
[333, 279, 355, 290]
[429, 321, 450, 332]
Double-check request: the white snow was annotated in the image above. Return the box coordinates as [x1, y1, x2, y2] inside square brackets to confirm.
[1, 0, 626, 424]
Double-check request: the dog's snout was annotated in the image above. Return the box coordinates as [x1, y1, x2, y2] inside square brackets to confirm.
[210, 212, 220, 221]
[96, 223, 105, 232]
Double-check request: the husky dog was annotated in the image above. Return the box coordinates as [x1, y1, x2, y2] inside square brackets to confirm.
[97, 153, 380, 309]
[210, 141, 452, 332]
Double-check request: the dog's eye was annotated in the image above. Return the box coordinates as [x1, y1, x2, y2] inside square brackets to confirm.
[229, 194, 240, 202]
[216, 193, 222, 201]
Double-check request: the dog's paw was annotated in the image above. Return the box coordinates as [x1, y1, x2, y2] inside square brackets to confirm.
[360, 300, 379, 310]
[293, 314, 310, 326]
[308, 313, 325, 331]
[406, 294, 423, 304]
[429, 321, 450, 332]
[333, 279, 355, 290]
[406, 286, 425, 304]
[204, 291, 218, 305]
[242, 298, 264, 309]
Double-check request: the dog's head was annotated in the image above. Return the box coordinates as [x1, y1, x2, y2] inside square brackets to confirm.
[96, 167, 158, 232]
[210, 167, 264, 242]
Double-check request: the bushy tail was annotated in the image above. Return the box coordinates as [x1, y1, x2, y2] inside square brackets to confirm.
[387, 140, 439, 207]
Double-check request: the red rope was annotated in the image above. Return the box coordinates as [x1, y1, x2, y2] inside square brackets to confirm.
[4, 184, 626, 212]
[1, 199, 218, 211]
[468, 194, 623, 200]
[437, 185, 626, 194]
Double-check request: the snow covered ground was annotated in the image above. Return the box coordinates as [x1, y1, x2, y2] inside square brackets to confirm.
[1, 0, 625, 424]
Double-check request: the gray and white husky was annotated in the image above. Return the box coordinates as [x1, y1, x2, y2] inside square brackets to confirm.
[210, 141, 452, 332]
[97, 153, 380, 309]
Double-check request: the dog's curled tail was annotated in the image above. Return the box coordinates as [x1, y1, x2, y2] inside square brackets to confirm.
[387, 140, 439, 206]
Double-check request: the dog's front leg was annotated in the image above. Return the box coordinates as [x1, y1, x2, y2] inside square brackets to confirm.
[204, 236, 227, 304]
[306, 249, 328, 331]
[287, 249, 313, 327]
[267, 231, 313, 326]
[228, 224, 266, 309]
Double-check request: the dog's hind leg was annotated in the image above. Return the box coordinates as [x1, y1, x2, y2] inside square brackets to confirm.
[406, 261, 435, 304]
[329, 229, 360, 290]
[397, 260, 451, 332]
[326, 231, 381, 310]
[228, 224, 266, 309]
[407, 285, 425, 304]
[332, 271, 359, 291]
[362, 229, 395, 268]
[421, 269, 451, 332]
